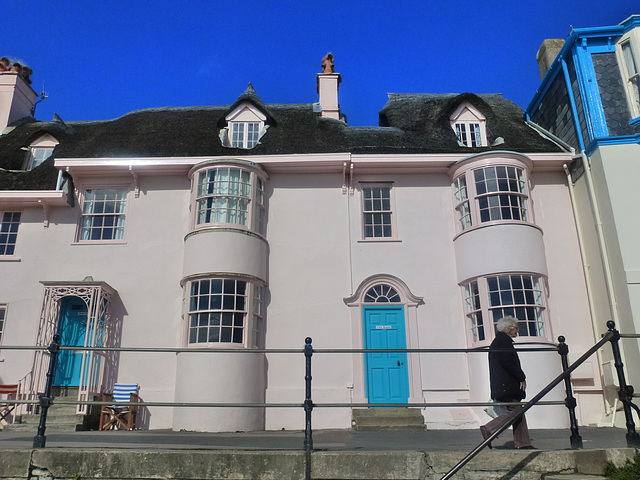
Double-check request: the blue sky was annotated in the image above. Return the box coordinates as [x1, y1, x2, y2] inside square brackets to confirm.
[5, 1, 638, 126]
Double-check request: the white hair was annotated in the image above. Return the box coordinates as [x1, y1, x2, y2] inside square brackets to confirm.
[496, 316, 518, 333]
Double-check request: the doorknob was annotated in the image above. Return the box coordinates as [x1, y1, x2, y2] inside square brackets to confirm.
[397, 361, 404, 366]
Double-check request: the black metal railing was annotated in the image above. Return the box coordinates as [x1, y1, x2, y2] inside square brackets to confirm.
[2, 321, 639, 480]
[439, 320, 640, 480]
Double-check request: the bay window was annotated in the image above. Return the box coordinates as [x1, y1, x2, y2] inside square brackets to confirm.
[187, 278, 264, 347]
[451, 158, 531, 234]
[192, 163, 267, 235]
[463, 273, 547, 345]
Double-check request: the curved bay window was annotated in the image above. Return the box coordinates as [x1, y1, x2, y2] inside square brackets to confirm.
[191, 162, 266, 235]
[474, 166, 527, 223]
[462, 273, 547, 345]
[450, 155, 532, 234]
[187, 277, 263, 347]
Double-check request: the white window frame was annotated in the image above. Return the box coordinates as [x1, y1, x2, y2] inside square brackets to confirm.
[0, 211, 21, 257]
[462, 273, 549, 347]
[617, 34, 640, 119]
[449, 155, 533, 235]
[23, 134, 58, 170]
[190, 162, 267, 235]
[77, 187, 129, 243]
[223, 102, 266, 149]
[360, 182, 397, 240]
[450, 103, 488, 147]
[186, 277, 264, 348]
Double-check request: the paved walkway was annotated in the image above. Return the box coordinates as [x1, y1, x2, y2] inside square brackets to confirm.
[0, 426, 632, 451]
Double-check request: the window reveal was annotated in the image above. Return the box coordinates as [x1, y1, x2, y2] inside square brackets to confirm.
[463, 281, 485, 342]
[453, 175, 472, 230]
[0, 305, 6, 343]
[622, 41, 640, 112]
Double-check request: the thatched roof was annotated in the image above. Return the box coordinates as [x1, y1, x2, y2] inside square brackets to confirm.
[0, 90, 564, 190]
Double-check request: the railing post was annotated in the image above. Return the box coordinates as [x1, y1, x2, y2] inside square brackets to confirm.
[303, 337, 313, 480]
[33, 334, 61, 448]
[606, 321, 640, 448]
[557, 335, 583, 449]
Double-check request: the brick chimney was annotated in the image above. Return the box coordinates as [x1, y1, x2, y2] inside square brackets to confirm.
[0, 72, 36, 132]
[536, 39, 565, 80]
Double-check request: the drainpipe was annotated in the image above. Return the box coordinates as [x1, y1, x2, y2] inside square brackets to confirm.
[563, 162, 612, 418]
[55, 170, 63, 190]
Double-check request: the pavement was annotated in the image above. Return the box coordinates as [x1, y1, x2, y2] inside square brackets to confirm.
[0, 426, 633, 452]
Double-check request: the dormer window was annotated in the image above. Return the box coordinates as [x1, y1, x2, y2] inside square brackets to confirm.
[232, 122, 260, 148]
[222, 102, 266, 149]
[450, 103, 487, 147]
[24, 134, 59, 170]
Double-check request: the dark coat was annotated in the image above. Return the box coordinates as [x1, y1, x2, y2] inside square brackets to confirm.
[489, 331, 526, 401]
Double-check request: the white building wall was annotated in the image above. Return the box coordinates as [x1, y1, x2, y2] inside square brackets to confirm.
[0, 153, 607, 431]
[0, 174, 190, 429]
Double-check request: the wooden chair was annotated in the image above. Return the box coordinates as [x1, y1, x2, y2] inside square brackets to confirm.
[0, 384, 18, 424]
[99, 383, 139, 430]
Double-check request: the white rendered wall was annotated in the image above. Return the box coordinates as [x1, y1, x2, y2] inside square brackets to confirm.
[0, 174, 190, 429]
[183, 230, 267, 280]
[454, 224, 548, 283]
[173, 352, 265, 431]
[0, 154, 605, 432]
[264, 173, 353, 430]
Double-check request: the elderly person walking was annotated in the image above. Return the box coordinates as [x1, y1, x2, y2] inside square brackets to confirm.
[480, 316, 535, 449]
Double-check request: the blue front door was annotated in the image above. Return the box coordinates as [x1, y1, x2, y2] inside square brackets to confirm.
[53, 296, 88, 387]
[363, 306, 409, 404]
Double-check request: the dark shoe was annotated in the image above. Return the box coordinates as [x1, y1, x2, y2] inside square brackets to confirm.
[517, 445, 536, 449]
[480, 425, 492, 449]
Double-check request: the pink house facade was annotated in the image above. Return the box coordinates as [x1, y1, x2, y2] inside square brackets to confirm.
[0, 66, 605, 432]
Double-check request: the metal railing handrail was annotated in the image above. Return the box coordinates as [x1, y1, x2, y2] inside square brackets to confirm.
[4, 321, 639, 480]
[0, 345, 558, 353]
[0, 398, 566, 408]
[440, 321, 640, 480]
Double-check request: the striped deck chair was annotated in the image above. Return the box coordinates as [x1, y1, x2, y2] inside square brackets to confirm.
[99, 383, 139, 431]
[0, 384, 18, 424]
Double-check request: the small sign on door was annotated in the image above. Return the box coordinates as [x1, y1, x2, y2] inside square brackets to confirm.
[376, 325, 392, 329]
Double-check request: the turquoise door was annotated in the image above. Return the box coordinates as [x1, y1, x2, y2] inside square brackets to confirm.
[53, 297, 88, 387]
[363, 306, 409, 404]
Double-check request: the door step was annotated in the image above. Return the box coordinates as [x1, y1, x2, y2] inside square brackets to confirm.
[4, 387, 100, 432]
[352, 408, 425, 430]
